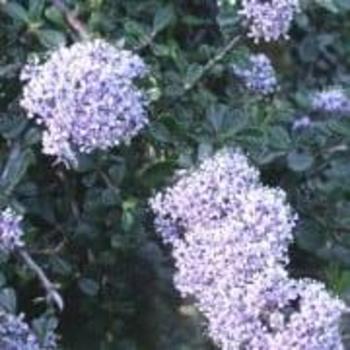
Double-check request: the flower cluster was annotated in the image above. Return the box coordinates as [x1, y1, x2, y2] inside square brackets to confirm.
[239, 0, 300, 42]
[311, 88, 350, 114]
[233, 54, 278, 95]
[20, 39, 148, 164]
[292, 116, 312, 130]
[0, 208, 24, 253]
[203, 267, 345, 350]
[150, 149, 260, 243]
[0, 311, 57, 350]
[151, 149, 346, 349]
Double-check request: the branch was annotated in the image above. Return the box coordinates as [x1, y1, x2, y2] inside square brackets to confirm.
[182, 34, 241, 94]
[18, 249, 64, 311]
[51, 0, 90, 40]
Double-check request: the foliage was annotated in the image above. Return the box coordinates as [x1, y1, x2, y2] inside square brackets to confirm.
[0, 0, 350, 349]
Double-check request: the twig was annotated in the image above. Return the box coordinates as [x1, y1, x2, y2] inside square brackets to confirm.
[99, 171, 120, 197]
[51, 0, 90, 40]
[135, 30, 158, 51]
[18, 249, 64, 311]
[31, 238, 67, 255]
[182, 34, 241, 94]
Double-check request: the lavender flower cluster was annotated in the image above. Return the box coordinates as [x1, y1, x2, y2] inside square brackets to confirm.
[233, 54, 278, 95]
[0, 311, 57, 350]
[20, 39, 148, 164]
[239, 0, 300, 42]
[311, 88, 350, 114]
[150, 149, 260, 243]
[0, 208, 24, 253]
[151, 149, 346, 349]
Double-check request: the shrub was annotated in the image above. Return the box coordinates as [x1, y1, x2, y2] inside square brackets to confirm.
[0, 0, 350, 349]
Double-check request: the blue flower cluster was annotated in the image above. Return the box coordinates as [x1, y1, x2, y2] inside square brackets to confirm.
[233, 54, 278, 95]
[0, 208, 24, 253]
[239, 0, 300, 42]
[20, 39, 148, 164]
[0, 311, 57, 350]
[151, 149, 346, 349]
[311, 88, 350, 114]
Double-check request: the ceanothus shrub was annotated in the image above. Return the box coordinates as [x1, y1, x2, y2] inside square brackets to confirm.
[1, 0, 350, 348]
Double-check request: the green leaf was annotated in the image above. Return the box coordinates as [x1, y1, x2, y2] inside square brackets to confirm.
[298, 35, 319, 63]
[78, 278, 100, 297]
[206, 103, 229, 134]
[0, 114, 28, 139]
[138, 160, 175, 187]
[287, 150, 314, 172]
[0, 273, 6, 288]
[29, 0, 45, 19]
[32, 313, 59, 347]
[267, 126, 291, 151]
[0, 145, 35, 196]
[295, 221, 327, 252]
[335, 0, 350, 10]
[314, 0, 339, 13]
[37, 29, 66, 48]
[153, 4, 175, 32]
[184, 64, 203, 89]
[3, 2, 30, 23]
[44, 6, 65, 25]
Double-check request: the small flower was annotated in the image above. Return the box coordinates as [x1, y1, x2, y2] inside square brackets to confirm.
[292, 116, 311, 130]
[20, 39, 148, 165]
[233, 53, 278, 95]
[239, 0, 300, 43]
[0, 208, 24, 253]
[311, 88, 350, 114]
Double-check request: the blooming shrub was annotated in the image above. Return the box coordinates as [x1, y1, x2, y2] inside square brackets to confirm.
[0, 0, 350, 349]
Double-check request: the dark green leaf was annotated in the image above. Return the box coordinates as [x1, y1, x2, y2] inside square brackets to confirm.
[287, 150, 314, 172]
[78, 278, 100, 297]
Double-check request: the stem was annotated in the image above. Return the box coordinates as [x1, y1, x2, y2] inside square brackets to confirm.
[18, 249, 64, 311]
[182, 34, 241, 94]
[135, 30, 158, 51]
[51, 0, 90, 40]
[99, 171, 120, 197]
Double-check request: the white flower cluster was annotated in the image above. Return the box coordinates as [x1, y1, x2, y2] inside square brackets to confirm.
[311, 88, 350, 114]
[21, 39, 148, 164]
[233, 54, 278, 95]
[150, 149, 259, 243]
[239, 0, 300, 42]
[151, 149, 346, 349]
[0, 208, 24, 253]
